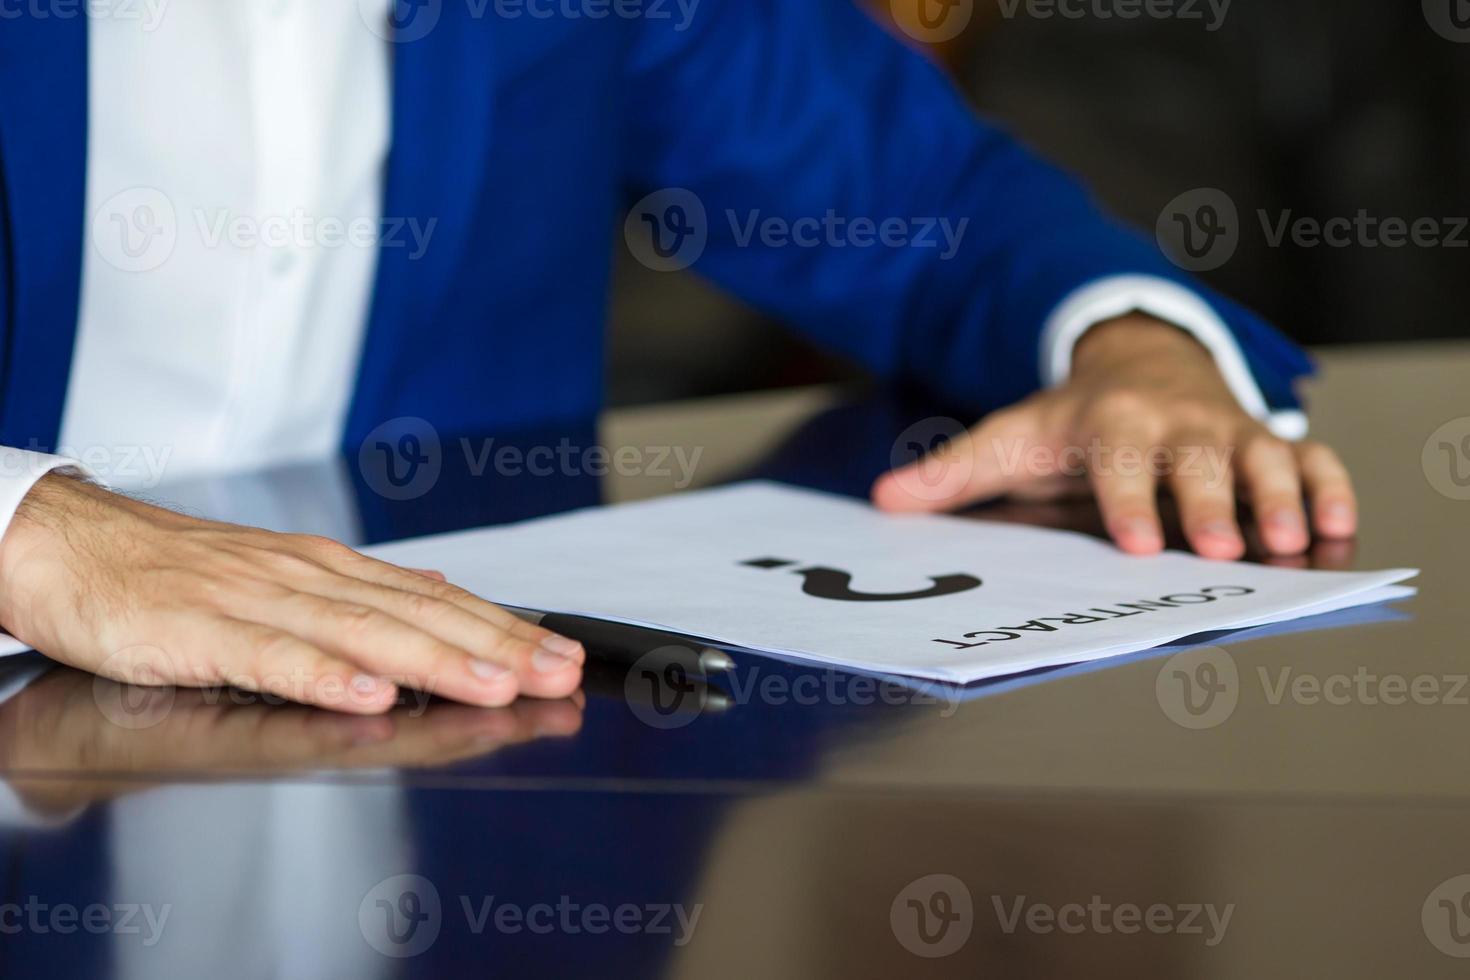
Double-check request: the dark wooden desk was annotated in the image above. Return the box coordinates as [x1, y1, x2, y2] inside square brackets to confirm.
[0, 342, 1465, 977]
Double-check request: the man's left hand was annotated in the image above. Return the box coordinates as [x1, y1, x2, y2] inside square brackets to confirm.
[873, 314, 1358, 559]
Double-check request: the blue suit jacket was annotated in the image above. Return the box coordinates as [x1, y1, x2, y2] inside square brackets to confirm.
[0, 0, 1312, 453]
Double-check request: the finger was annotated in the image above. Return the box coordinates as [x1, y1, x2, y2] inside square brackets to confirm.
[1005, 473, 1091, 502]
[873, 400, 1048, 512]
[242, 710, 396, 765]
[348, 698, 584, 768]
[1304, 535, 1357, 570]
[212, 619, 399, 715]
[1087, 423, 1164, 555]
[1296, 441, 1358, 538]
[246, 593, 533, 707]
[299, 540, 579, 658]
[301, 573, 584, 699]
[1168, 432, 1244, 560]
[338, 705, 544, 768]
[508, 695, 585, 738]
[407, 568, 447, 582]
[279, 538, 585, 694]
[1237, 434, 1309, 556]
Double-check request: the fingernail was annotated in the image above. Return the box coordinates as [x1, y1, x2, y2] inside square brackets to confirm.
[469, 659, 511, 682]
[533, 645, 577, 674]
[351, 718, 393, 745]
[1324, 502, 1353, 522]
[539, 634, 584, 662]
[534, 717, 572, 738]
[1200, 520, 1240, 540]
[1119, 517, 1161, 543]
[351, 674, 385, 696]
[1267, 509, 1305, 530]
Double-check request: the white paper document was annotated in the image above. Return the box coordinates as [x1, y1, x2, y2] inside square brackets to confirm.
[369, 482, 1419, 684]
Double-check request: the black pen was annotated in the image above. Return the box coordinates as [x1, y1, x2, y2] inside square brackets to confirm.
[505, 606, 736, 677]
[579, 656, 733, 714]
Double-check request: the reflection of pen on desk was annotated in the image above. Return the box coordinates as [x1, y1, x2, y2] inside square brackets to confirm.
[505, 606, 736, 677]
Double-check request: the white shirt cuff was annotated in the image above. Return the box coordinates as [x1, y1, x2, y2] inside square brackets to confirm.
[1038, 274, 1310, 441]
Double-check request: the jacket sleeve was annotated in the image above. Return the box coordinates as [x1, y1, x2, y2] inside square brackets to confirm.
[621, 0, 1313, 435]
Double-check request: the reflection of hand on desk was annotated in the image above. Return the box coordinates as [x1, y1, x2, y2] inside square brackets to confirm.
[0, 667, 582, 818]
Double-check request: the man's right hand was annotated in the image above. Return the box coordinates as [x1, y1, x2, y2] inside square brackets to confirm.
[0, 473, 586, 713]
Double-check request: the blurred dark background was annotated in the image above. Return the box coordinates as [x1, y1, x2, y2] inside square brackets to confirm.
[606, 0, 1470, 406]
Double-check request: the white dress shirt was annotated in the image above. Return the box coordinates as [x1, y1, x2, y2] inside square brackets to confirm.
[0, 1, 389, 529]
[0, 1, 1301, 544]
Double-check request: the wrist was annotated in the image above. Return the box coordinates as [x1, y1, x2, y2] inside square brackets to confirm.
[0, 472, 92, 599]
[1072, 313, 1214, 378]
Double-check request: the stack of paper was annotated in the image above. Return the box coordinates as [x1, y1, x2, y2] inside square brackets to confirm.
[370, 483, 1418, 684]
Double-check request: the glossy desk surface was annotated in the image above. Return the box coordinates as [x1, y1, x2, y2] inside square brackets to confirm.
[0, 342, 1466, 977]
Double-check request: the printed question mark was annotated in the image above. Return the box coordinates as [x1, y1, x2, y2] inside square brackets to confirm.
[741, 557, 981, 602]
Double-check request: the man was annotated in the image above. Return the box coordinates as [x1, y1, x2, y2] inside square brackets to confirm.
[0, 0, 1356, 713]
